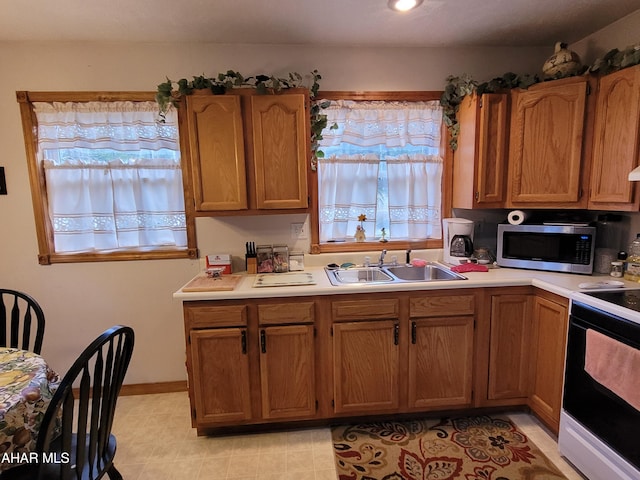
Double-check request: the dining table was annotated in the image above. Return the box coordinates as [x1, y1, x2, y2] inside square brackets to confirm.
[0, 347, 60, 472]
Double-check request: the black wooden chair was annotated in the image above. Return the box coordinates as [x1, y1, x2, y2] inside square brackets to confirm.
[0, 289, 46, 354]
[2, 325, 135, 480]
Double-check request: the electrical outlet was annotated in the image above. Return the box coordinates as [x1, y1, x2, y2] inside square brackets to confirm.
[291, 222, 308, 239]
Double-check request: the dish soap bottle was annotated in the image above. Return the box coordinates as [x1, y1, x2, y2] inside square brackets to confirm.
[624, 234, 640, 282]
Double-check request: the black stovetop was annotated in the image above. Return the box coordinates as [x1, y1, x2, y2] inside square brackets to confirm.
[583, 289, 640, 313]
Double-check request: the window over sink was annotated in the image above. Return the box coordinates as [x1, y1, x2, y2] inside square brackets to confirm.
[310, 92, 448, 253]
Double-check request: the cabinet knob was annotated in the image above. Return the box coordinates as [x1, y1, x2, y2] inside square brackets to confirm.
[394, 323, 400, 346]
[260, 329, 267, 353]
[411, 322, 417, 344]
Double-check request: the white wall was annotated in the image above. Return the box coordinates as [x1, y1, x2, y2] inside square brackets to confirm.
[0, 12, 637, 385]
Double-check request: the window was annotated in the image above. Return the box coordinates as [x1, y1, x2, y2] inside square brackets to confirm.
[310, 92, 448, 253]
[17, 92, 196, 264]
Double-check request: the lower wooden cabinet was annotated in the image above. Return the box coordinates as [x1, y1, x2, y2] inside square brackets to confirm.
[259, 324, 316, 419]
[333, 320, 400, 413]
[189, 328, 252, 424]
[482, 288, 569, 434]
[182, 286, 569, 434]
[528, 292, 569, 433]
[487, 293, 532, 401]
[331, 292, 476, 416]
[408, 316, 474, 409]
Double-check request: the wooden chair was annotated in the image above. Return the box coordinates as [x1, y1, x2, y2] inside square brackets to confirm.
[2, 325, 135, 480]
[0, 289, 46, 354]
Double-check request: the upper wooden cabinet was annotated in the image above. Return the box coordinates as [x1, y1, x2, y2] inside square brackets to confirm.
[588, 64, 640, 211]
[507, 77, 591, 208]
[453, 93, 509, 209]
[181, 89, 311, 214]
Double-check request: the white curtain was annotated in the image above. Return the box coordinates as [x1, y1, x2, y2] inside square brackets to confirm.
[386, 154, 443, 239]
[317, 100, 443, 242]
[318, 154, 379, 242]
[320, 100, 442, 148]
[34, 101, 186, 253]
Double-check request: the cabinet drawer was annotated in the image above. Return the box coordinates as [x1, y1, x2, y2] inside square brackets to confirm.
[258, 302, 315, 325]
[186, 304, 247, 328]
[332, 299, 399, 321]
[410, 295, 475, 317]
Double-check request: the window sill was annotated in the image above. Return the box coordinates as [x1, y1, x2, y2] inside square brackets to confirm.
[38, 248, 198, 265]
[310, 239, 441, 254]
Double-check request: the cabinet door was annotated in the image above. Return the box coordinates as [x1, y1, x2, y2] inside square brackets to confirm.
[408, 316, 474, 409]
[259, 325, 316, 419]
[251, 93, 309, 209]
[529, 296, 568, 434]
[333, 321, 400, 414]
[453, 93, 508, 209]
[189, 328, 252, 424]
[186, 95, 248, 211]
[508, 79, 587, 206]
[589, 65, 640, 210]
[488, 294, 532, 400]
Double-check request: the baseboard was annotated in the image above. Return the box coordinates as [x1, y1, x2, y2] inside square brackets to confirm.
[119, 380, 187, 396]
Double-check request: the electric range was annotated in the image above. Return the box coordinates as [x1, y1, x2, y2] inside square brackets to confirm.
[560, 287, 640, 480]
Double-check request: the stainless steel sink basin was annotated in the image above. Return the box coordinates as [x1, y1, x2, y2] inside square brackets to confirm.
[383, 264, 467, 282]
[325, 262, 466, 286]
[326, 267, 394, 285]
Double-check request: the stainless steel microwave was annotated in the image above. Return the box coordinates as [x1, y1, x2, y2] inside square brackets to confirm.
[497, 224, 596, 274]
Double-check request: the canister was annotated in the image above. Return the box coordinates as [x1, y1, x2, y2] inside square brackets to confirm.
[272, 245, 289, 273]
[289, 251, 305, 271]
[256, 245, 274, 273]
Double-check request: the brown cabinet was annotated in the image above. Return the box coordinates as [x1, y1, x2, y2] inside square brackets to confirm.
[259, 324, 316, 419]
[588, 64, 640, 210]
[257, 301, 316, 420]
[189, 328, 253, 424]
[182, 286, 568, 434]
[507, 77, 591, 208]
[453, 93, 509, 208]
[331, 298, 400, 414]
[331, 293, 476, 415]
[182, 89, 310, 214]
[528, 291, 568, 434]
[487, 292, 532, 401]
[184, 299, 317, 432]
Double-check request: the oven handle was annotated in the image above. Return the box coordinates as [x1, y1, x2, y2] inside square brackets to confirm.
[570, 314, 640, 350]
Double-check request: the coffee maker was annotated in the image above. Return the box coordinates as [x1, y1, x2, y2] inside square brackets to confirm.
[442, 218, 474, 264]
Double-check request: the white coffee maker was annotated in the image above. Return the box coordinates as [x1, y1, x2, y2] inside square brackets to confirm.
[442, 218, 475, 264]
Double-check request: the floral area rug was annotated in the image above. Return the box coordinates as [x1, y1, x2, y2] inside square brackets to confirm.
[332, 415, 568, 480]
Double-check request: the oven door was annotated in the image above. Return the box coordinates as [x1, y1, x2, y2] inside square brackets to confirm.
[562, 302, 640, 473]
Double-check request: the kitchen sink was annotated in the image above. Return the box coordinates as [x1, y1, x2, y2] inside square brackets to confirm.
[326, 267, 395, 285]
[383, 264, 467, 282]
[325, 263, 466, 286]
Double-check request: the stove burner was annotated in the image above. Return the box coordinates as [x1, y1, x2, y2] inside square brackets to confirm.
[583, 289, 640, 313]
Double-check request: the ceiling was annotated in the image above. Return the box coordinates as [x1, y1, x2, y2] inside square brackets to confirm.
[1, 0, 638, 47]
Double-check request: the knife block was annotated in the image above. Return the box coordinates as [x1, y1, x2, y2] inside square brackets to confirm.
[246, 256, 257, 274]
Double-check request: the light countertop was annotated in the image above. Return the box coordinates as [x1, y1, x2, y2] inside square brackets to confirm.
[173, 264, 640, 302]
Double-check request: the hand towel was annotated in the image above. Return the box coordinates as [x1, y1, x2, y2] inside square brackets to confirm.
[585, 328, 640, 412]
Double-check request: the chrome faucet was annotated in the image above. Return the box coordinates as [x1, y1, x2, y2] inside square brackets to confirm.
[378, 249, 387, 266]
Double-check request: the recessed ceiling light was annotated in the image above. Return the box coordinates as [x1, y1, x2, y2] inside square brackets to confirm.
[388, 0, 424, 12]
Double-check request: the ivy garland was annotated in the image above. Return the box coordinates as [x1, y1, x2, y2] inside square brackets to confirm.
[440, 44, 640, 151]
[155, 69, 332, 170]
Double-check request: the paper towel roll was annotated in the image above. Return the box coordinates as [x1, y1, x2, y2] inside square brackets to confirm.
[508, 210, 528, 225]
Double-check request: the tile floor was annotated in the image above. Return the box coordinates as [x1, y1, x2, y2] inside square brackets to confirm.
[111, 392, 586, 480]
